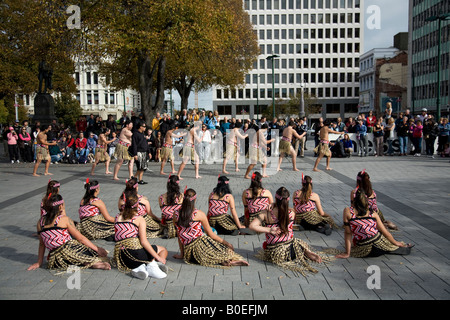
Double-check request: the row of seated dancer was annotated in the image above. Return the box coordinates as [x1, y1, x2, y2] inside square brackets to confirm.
[27, 170, 413, 279]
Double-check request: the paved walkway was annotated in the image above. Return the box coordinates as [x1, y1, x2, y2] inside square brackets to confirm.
[0, 142, 449, 302]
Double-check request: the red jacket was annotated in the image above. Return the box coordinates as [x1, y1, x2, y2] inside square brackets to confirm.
[76, 138, 87, 149]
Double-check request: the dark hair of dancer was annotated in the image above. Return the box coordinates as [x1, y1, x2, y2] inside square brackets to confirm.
[178, 189, 197, 228]
[213, 176, 231, 198]
[299, 175, 313, 204]
[122, 177, 139, 201]
[356, 171, 373, 197]
[42, 194, 64, 226]
[274, 187, 290, 235]
[353, 188, 369, 217]
[42, 180, 60, 210]
[167, 175, 182, 206]
[121, 194, 139, 221]
[82, 180, 100, 205]
[249, 171, 263, 199]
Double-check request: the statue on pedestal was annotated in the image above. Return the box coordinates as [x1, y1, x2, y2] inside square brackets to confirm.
[33, 60, 57, 126]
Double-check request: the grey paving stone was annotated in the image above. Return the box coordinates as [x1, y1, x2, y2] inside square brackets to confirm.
[0, 144, 449, 301]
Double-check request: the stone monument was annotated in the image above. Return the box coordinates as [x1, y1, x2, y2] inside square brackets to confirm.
[33, 60, 57, 126]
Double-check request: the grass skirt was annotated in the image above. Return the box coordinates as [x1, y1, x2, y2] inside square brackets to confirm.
[279, 140, 291, 155]
[113, 237, 155, 272]
[208, 214, 239, 235]
[114, 143, 131, 160]
[295, 210, 340, 229]
[255, 238, 333, 277]
[47, 239, 105, 271]
[77, 215, 115, 240]
[325, 232, 410, 258]
[183, 235, 245, 268]
[143, 214, 164, 238]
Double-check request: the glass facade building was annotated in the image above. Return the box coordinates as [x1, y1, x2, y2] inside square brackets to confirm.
[213, 0, 364, 120]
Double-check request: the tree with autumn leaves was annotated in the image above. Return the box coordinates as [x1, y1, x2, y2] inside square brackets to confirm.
[1, 0, 259, 125]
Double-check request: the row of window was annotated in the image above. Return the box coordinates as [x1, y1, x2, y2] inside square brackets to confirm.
[76, 91, 116, 105]
[245, 71, 358, 85]
[412, 1, 450, 32]
[251, 12, 361, 26]
[257, 27, 361, 41]
[253, 56, 360, 70]
[411, 25, 450, 55]
[413, 80, 450, 101]
[412, 52, 450, 78]
[216, 86, 359, 100]
[244, 0, 361, 11]
[75, 72, 100, 86]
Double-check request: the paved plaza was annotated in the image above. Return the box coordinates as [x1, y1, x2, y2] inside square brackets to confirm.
[0, 141, 449, 303]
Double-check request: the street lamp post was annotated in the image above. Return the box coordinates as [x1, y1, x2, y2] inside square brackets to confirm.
[299, 79, 306, 118]
[266, 54, 279, 119]
[425, 13, 450, 120]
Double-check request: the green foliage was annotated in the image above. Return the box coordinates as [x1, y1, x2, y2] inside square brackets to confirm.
[54, 94, 82, 130]
[0, 100, 9, 124]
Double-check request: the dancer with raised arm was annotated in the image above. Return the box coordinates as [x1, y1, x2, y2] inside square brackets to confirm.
[277, 121, 306, 172]
[312, 120, 341, 172]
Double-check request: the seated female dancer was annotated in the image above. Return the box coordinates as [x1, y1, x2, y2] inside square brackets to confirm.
[336, 187, 412, 259]
[118, 177, 164, 238]
[293, 174, 339, 235]
[40, 180, 62, 217]
[249, 187, 331, 276]
[114, 194, 168, 280]
[77, 179, 115, 241]
[207, 176, 254, 235]
[351, 170, 398, 230]
[173, 188, 249, 268]
[28, 194, 110, 271]
[241, 172, 273, 227]
[158, 175, 184, 239]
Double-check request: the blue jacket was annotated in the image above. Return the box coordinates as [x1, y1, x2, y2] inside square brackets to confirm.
[356, 124, 367, 136]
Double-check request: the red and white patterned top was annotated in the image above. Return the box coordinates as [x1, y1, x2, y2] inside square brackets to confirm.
[246, 189, 270, 214]
[348, 207, 378, 244]
[39, 215, 72, 251]
[293, 198, 317, 213]
[265, 209, 295, 245]
[175, 209, 203, 245]
[207, 193, 230, 218]
[159, 194, 182, 223]
[115, 215, 139, 241]
[79, 198, 100, 219]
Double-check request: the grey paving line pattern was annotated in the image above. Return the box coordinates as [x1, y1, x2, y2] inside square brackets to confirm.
[0, 144, 449, 302]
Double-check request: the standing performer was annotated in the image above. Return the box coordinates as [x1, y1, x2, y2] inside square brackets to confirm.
[173, 188, 249, 268]
[118, 177, 164, 238]
[222, 122, 248, 174]
[90, 128, 114, 176]
[77, 179, 115, 241]
[159, 175, 184, 239]
[241, 172, 273, 227]
[244, 124, 274, 179]
[177, 122, 203, 180]
[160, 122, 186, 175]
[336, 188, 412, 259]
[277, 121, 306, 172]
[28, 194, 110, 271]
[312, 120, 341, 172]
[32, 125, 57, 177]
[351, 170, 398, 230]
[207, 176, 253, 235]
[114, 194, 168, 280]
[293, 174, 339, 235]
[113, 120, 133, 181]
[250, 187, 331, 276]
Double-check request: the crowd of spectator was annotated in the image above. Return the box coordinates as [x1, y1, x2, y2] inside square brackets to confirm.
[2, 106, 449, 166]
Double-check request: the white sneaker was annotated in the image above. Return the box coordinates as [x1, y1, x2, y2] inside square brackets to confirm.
[16, 160, 20, 163]
[131, 264, 148, 280]
[11, 160, 14, 164]
[146, 260, 167, 279]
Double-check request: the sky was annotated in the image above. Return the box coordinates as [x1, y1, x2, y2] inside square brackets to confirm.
[169, 0, 410, 111]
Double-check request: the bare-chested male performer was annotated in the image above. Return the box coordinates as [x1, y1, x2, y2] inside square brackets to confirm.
[312, 120, 341, 172]
[244, 123, 274, 179]
[91, 128, 114, 176]
[32, 125, 57, 177]
[222, 121, 248, 174]
[177, 122, 203, 180]
[277, 121, 306, 172]
[160, 122, 186, 175]
[113, 120, 133, 180]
